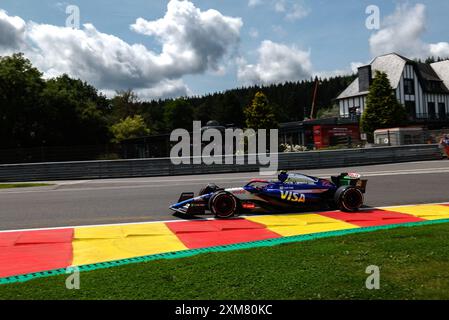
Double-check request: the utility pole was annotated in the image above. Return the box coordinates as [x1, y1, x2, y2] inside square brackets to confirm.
[310, 77, 319, 119]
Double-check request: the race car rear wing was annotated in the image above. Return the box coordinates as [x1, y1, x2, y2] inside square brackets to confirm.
[331, 173, 368, 193]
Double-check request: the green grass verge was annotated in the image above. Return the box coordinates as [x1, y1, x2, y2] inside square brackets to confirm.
[1, 223, 449, 300]
[0, 183, 52, 189]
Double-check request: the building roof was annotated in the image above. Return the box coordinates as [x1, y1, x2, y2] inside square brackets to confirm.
[337, 53, 407, 100]
[431, 60, 449, 90]
[335, 78, 366, 100]
[417, 62, 442, 82]
[336, 53, 449, 100]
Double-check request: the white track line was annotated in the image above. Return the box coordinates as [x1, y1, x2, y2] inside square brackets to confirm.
[1, 201, 448, 234]
[1, 167, 449, 195]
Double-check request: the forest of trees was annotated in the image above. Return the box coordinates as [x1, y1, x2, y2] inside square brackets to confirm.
[0, 53, 356, 150]
[417, 56, 449, 64]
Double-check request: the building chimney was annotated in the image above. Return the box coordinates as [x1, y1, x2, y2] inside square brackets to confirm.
[358, 65, 372, 92]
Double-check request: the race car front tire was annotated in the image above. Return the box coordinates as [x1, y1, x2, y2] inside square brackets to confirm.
[209, 191, 239, 219]
[334, 186, 364, 212]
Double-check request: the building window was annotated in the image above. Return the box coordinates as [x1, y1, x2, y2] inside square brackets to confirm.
[438, 103, 446, 119]
[404, 79, 415, 95]
[348, 106, 360, 119]
[428, 102, 436, 119]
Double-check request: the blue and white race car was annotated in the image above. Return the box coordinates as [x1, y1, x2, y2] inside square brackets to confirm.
[170, 171, 368, 219]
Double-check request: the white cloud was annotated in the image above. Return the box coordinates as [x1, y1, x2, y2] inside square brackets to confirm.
[350, 62, 365, 73]
[429, 42, 449, 58]
[248, 0, 263, 7]
[248, 0, 309, 21]
[286, 3, 310, 21]
[135, 79, 193, 100]
[99, 79, 191, 101]
[315, 62, 364, 79]
[274, 0, 286, 12]
[249, 28, 259, 39]
[0, 0, 243, 100]
[369, 3, 449, 59]
[272, 24, 287, 37]
[54, 2, 70, 12]
[131, 1, 242, 73]
[274, 0, 309, 21]
[238, 39, 362, 85]
[238, 40, 312, 85]
[0, 10, 26, 49]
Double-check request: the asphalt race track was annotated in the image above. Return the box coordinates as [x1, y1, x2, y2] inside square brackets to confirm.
[1, 160, 449, 231]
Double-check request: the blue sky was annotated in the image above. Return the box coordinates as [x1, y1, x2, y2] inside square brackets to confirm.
[0, 0, 448, 100]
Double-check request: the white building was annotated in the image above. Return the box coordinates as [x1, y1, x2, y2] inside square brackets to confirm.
[336, 53, 449, 121]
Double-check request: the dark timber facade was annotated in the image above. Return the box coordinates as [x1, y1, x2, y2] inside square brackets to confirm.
[336, 53, 449, 129]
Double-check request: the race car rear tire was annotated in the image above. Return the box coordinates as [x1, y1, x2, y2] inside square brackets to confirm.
[209, 191, 239, 219]
[334, 186, 364, 212]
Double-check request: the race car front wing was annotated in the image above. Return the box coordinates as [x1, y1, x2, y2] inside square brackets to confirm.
[170, 192, 208, 215]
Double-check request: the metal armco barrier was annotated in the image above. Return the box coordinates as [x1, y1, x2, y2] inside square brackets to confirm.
[0, 144, 441, 182]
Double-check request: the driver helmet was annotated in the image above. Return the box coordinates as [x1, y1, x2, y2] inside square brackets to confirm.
[278, 170, 289, 183]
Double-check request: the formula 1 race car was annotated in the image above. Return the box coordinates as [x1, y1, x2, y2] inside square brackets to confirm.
[170, 171, 368, 219]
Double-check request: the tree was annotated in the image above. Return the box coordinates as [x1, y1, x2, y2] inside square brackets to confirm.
[212, 92, 244, 126]
[0, 53, 45, 148]
[360, 71, 407, 141]
[109, 89, 140, 123]
[420, 56, 449, 64]
[41, 74, 110, 146]
[163, 98, 194, 131]
[317, 105, 340, 119]
[110, 115, 150, 143]
[0, 51, 356, 150]
[244, 92, 278, 129]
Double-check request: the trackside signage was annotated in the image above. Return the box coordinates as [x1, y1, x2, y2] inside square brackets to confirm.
[170, 121, 278, 175]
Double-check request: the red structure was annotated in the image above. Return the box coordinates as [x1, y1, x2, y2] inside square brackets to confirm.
[313, 124, 360, 149]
